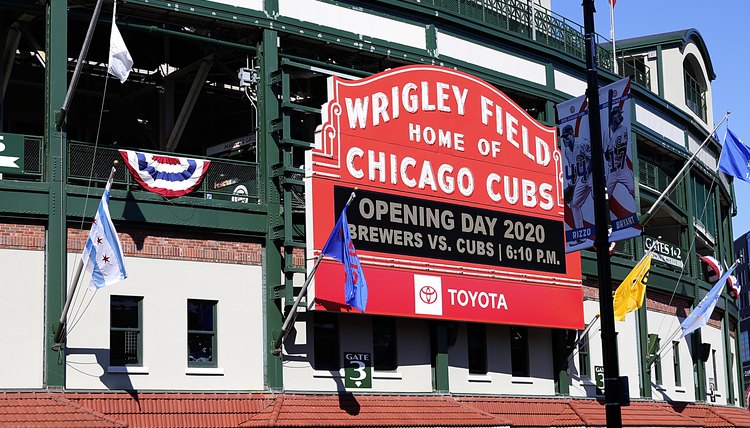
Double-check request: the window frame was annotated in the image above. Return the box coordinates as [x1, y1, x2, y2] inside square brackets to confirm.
[467, 323, 488, 375]
[672, 341, 681, 387]
[510, 326, 530, 377]
[187, 299, 218, 368]
[313, 312, 340, 371]
[372, 316, 398, 371]
[648, 334, 662, 385]
[109, 295, 143, 367]
[578, 331, 590, 378]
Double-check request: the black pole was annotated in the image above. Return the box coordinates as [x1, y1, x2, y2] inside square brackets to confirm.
[582, 1, 623, 427]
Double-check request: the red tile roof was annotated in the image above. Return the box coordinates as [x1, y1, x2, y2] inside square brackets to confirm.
[239, 394, 506, 427]
[5, 392, 750, 427]
[457, 397, 703, 427]
[64, 393, 275, 428]
[671, 402, 750, 427]
[0, 392, 124, 427]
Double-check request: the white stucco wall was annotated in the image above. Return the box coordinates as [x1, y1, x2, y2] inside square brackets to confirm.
[0, 248, 45, 389]
[659, 42, 713, 130]
[436, 31, 547, 86]
[647, 311, 695, 402]
[65, 255, 264, 391]
[702, 325, 728, 405]
[569, 299, 641, 399]
[205, 0, 263, 10]
[279, 0, 427, 50]
[448, 323, 555, 395]
[283, 314, 433, 392]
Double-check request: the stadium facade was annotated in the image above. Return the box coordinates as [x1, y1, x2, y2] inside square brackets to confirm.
[1, 0, 748, 426]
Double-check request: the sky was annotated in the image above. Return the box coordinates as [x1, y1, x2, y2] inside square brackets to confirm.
[551, 0, 750, 240]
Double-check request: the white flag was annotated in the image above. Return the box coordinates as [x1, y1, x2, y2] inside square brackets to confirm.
[108, 2, 133, 83]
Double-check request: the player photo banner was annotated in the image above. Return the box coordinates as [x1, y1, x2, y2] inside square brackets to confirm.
[557, 93, 595, 252]
[601, 78, 641, 242]
[556, 77, 641, 252]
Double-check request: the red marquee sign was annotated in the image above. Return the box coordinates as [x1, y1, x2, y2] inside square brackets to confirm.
[305, 65, 583, 329]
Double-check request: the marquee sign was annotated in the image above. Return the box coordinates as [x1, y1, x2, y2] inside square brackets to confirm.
[305, 65, 583, 329]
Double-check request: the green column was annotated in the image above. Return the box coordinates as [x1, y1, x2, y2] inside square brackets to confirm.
[258, 29, 283, 390]
[431, 322, 450, 392]
[44, 0, 67, 388]
[637, 300, 651, 398]
[722, 314, 735, 404]
[692, 328, 707, 401]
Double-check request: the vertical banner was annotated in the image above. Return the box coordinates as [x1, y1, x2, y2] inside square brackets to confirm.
[557, 93, 595, 252]
[601, 78, 641, 242]
[556, 77, 641, 252]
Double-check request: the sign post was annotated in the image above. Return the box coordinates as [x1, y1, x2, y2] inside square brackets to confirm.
[583, 0, 624, 426]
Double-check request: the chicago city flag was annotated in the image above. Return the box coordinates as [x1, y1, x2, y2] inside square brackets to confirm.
[680, 261, 738, 338]
[82, 177, 127, 289]
[322, 205, 368, 313]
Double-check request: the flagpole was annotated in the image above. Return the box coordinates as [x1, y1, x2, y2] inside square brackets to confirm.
[640, 112, 730, 225]
[649, 259, 740, 366]
[55, 0, 106, 130]
[610, 0, 617, 74]
[53, 166, 117, 346]
[272, 189, 358, 354]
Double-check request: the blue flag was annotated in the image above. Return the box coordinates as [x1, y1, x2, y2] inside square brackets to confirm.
[82, 185, 127, 289]
[680, 263, 737, 338]
[321, 206, 368, 313]
[718, 129, 750, 184]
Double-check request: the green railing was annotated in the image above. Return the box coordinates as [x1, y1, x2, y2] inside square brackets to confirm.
[67, 142, 259, 203]
[0, 133, 43, 181]
[408, 0, 615, 71]
[639, 159, 687, 209]
[618, 54, 651, 88]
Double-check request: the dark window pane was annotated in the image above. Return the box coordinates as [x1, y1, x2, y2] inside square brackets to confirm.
[511, 326, 529, 377]
[467, 323, 487, 374]
[373, 317, 397, 371]
[314, 313, 339, 371]
[111, 297, 139, 329]
[188, 333, 214, 362]
[188, 300, 215, 331]
[110, 330, 140, 365]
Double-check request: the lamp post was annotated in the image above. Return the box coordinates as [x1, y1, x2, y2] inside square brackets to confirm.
[582, 0, 624, 426]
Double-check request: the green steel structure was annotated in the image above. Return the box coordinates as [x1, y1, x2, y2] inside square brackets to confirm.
[0, 0, 746, 425]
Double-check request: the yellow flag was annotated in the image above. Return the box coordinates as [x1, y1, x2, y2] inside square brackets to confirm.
[613, 253, 653, 321]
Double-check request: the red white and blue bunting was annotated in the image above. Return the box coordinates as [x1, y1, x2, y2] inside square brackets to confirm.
[118, 149, 211, 198]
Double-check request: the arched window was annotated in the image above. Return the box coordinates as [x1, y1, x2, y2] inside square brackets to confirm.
[683, 55, 707, 121]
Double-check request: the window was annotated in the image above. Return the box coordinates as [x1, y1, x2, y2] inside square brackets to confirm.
[467, 323, 488, 375]
[187, 299, 217, 367]
[672, 341, 681, 387]
[578, 331, 590, 378]
[683, 65, 706, 121]
[711, 349, 719, 393]
[314, 313, 340, 370]
[110, 296, 142, 366]
[741, 331, 750, 363]
[648, 334, 662, 384]
[510, 326, 529, 377]
[373, 317, 397, 371]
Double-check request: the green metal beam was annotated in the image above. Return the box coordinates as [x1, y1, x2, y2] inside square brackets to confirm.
[44, 0, 67, 388]
[0, 182, 51, 215]
[259, 29, 284, 390]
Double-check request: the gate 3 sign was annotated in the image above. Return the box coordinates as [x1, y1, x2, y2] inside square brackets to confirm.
[305, 65, 583, 329]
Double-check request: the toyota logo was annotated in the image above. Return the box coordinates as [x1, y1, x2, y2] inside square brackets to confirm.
[419, 286, 438, 304]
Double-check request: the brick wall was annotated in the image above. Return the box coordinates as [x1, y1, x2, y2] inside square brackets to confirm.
[0, 222, 45, 251]
[67, 226, 262, 265]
